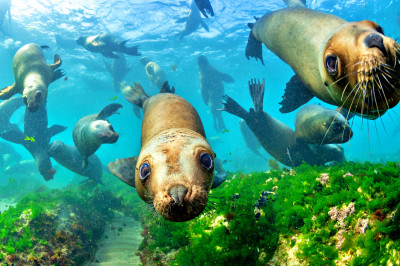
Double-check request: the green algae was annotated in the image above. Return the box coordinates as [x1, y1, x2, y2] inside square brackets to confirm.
[137, 161, 400, 265]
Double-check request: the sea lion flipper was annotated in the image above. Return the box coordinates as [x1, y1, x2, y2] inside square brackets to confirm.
[118, 41, 141, 56]
[221, 95, 249, 120]
[218, 72, 235, 83]
[123, 82, 149, 108]
[51, 69, 65, 82]
[279, 74, 314, 113]
[0, 84, 17, 100]
[160, 81, 175, 94]
[249, 78, 265, 112]
[96, 103, 123, 120]
[200, 19, 209, 32]
[108, 157, 137, 187]
[245, 23, 264, 65]
[49, 54, 62, 70]
[211, 174, 226, 189]
[48, 124, 68, 138]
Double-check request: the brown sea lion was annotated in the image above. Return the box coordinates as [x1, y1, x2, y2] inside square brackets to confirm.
[294, 104, 353, 145]
[222, 78, 345, 167]
[108, 81, 224, 222]
[76, 34, 141, 59]
[139, 57, 166, 90]
[246, 0, 400, 119]
[0, 43, 64, 112]
[198, 55, 234, 131]
[73, 103, 122, 168]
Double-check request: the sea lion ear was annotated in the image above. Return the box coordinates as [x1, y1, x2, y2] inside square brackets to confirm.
[359, 20, 384, 34]
[108, 157, 138, 187]
[211, 173, 226, 189]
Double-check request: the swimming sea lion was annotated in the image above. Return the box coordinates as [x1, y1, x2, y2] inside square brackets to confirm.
[0, 0, 11, 33]
[295, 104, 353, 145]
[239, 119, 267, 160]
[246, 0, 400, 119]
[121, 81, 141, 118]
[108, 81, 224, 222]
[198, 55, 234, 131]
[176, 0, 209, 40]
[0, 43, 64, 112]
[222, 78, 345, 167]
[104, 53, 132, 92]
[49, 140, 103, 185]
[195, 0, 214, 18]
[139, 57, 167, 90]
[76, 34, 141, 59]
[73, 103, 122, 168]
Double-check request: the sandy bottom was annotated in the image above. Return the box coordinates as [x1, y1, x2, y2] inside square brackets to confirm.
[88, 212, 143, 265]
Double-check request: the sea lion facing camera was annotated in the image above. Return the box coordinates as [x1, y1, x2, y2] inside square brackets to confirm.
[109, 81, 225, 222]
[246, 0, 400, 119]
[73, 103, 122, 168]
[76, 34, 141, 59]
[0, 43, 64, 112]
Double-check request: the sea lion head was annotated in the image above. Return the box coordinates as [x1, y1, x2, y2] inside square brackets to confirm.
[90, 120, 119, 144]
[197, 55, 209, 69]
[320, 20, 400, 119]
[76, 36, 86, 46]
[139, 56, 151, 66]
[135, 128, 215, 222]
[22, 76, 47, 112]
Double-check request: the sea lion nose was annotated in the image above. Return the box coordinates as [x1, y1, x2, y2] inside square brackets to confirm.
[365, 33, 385, 54]
[168, 185, 188, 206]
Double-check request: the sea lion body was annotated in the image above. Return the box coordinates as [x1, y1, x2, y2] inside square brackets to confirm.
[198, 55, 234, 131]
[295, 104, 353, 145]
[49, 140, 103, 184]
[140, 57, 166, 90]
[239, 119, 266, 159]
[76, 34, 141, 59]
[105, 53, 132, 92]
[109, 82, 223, 222]
[73, 104, 121, 168]
[0, 43, 63, 112]
[0, 97, 24, 143]
[176, 0, 209, 40]
[247, 2, 400, 119]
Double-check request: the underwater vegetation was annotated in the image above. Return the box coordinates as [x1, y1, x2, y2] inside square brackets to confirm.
[137, 161, 400, 265]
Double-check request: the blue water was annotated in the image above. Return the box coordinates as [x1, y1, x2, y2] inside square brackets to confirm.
[0, 0, 399, 184]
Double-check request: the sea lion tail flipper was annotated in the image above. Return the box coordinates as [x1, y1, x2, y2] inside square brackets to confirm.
[48, 125, 68, 138]
[123, 82, 149, 108]
[200, 19, 209, 32]
[211, 173, 226, 189]
[119, 40, 141, 56]
[249, 78, 265, 112]
[108, 157, 137, 187]
[160, 81, 175, 94]
[221, 95, 249, 120]
[49, 54, 62, 70]
[51, 69, 66, 82]
[96, 103, 123, 120]
[0, 84, 17, 100]
[279, 74, 314, 113]
[245, 23, 264, 65]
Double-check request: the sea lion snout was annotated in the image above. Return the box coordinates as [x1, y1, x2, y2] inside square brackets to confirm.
[168, 184, 188, 206]
[365, 33, 385, 54]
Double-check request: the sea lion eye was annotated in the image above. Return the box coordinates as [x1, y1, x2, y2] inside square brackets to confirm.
[200, 153, 213, 171]
[139, 162, 151, 181]
[325, 55, 338, 76]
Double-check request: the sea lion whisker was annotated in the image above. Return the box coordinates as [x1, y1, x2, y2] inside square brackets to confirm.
[321, 104, 348, 145]
[375, 76, 392, 109]
[340, 80, 351, 101]
[330, 70, 361, 87]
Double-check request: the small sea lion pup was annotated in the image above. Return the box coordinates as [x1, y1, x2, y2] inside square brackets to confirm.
[222, 79, 344, 167]
[246, 0, 400, 119]
[294, 104, 353, 145]
[108, 81, 225, 222]
[76, 33, 141, 59]
[198, 55, 234, 132]
[139, 57, 167, 90]
[0, 43, 64, 112]
[73, 103, 122, 168]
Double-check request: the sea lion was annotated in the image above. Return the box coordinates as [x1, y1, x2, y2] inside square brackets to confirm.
[0, 141, 21, 168]
[73, 103, 122, 168]
[104, 53, 132, 92]
[108, 81, 225, 222]
[294, 104, 353, 145]
[246, 0, 400, 119]
[195, 0, 214, 18]
[49, 140, 103, 185]
[239, 119, 266, 159]
[0, 0, 11, 33]
[198, 55, 234, 132]
[222, 78, 345, 167]
[121, 81, 141, 118]
[176, 0, 209, 40]
[0, 43, 64, 112]
[76, 34, 141, 59]
[0, 97, 24, 143]
[139, 57, 167, 90]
